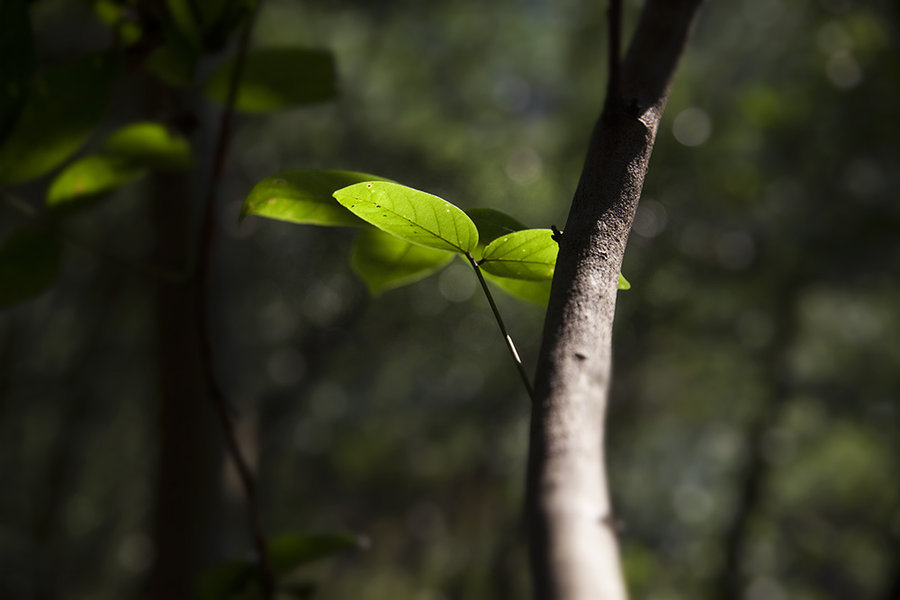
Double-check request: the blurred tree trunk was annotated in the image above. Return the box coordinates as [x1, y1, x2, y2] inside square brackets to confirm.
[526, 1, 702, 598]
[712, 280, 799, 599]
[142, 167, 224, 599]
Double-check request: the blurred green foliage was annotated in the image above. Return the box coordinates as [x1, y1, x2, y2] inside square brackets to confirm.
[0, 0, 898, 599]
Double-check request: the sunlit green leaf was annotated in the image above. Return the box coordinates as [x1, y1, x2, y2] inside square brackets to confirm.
[352, 228, 454, 295]
[334, 181, 478, 254]
[46, 121, 192, 211]
[618, 273, 631, 290]
[242, 170, 390, 227]
[480, 228, 557, 280]
[485, 272, 551, 306]
[0, 53, 117, 185]
[204, 48, 337, 113]
[0, 227, 61, 308]
[102, 122, 192, 170]
[46, 155, 145, 208]
[0, 0, 34, 146]
[466, 207, 526, 258]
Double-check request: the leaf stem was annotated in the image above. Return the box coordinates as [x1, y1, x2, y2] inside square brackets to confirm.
[466, 252, 535, 401]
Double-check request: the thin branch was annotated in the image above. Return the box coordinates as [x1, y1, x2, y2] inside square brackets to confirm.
[466, 253, 535, 401]
[527, 1, 703, 598]
[193, 4, 274, 599]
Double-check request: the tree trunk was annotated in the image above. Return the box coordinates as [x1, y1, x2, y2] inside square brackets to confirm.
[526, 1, 703, 598]
[142, 169, 224, 600]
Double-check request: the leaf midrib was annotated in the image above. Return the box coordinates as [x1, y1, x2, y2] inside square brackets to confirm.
[357, 194, 468, 253]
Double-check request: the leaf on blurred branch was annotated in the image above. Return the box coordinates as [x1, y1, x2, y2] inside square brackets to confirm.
[479, 228, 557, 281]
[46, 122, 193, 211]
[352, 228, 454, 296]
[242, 169, 391, 226]
[0, 53, 119, 185]
[204, 48, 337, 113]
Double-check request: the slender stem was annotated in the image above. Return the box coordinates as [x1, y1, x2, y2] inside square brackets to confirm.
[526, 1, 703, 595]
[193, 5, 275, 599]
[466, 252, 535, 401]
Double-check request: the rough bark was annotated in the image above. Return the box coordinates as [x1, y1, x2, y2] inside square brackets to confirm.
[526, 1, 703, 598]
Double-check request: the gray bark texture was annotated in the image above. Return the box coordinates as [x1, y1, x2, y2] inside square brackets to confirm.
[526, 1, 703, 598]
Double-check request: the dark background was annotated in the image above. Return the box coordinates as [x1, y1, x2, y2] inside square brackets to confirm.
[1, 0, 898, 598]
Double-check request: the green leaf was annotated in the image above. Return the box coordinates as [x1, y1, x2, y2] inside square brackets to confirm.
[0, 0, 35, 146]
[466, 208, 527, 244]
[102, 122, 193, 170]
[268, 532, 362, 575]
[45, 121, 192, 211]
[242, 170, 390, 227]
[352, 228, 453, 295]
[0, 227, 62, 308]
[485, 272, 551, 306]
[46, 155, 145, 208]
[0, 53, 118, 185]
[487, 268, 627, 304]
[204, 48, 337, 113]
[466, 207, 527, 258]
[480, 228, 557, 281]
[334, 181, 478, 254]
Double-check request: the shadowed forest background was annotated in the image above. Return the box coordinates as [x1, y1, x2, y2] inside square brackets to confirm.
[1, 0, 899, 599]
